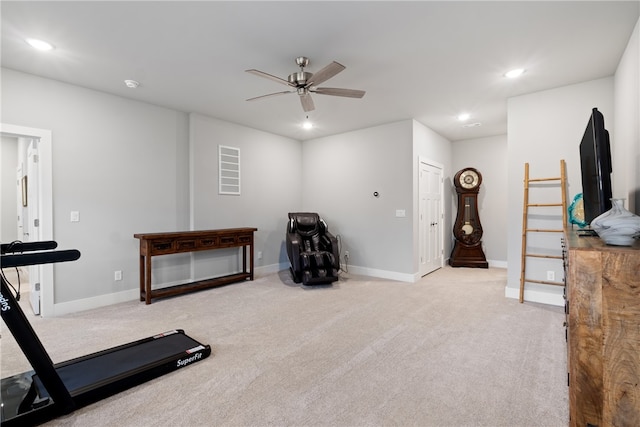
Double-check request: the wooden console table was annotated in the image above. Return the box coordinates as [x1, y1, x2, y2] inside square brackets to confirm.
[134, 228, 257, 304]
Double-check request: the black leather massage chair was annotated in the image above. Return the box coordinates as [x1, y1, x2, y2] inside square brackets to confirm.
[286, 212, 340, 285]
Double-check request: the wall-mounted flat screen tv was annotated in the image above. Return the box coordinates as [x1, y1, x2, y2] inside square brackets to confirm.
[579, 107, 612, 225]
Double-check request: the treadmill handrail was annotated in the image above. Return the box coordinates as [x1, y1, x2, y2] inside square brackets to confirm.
[1, 240, 58, 254]
[1, 250, 81, 268]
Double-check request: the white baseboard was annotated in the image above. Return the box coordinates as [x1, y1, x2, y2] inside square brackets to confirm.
[51, 263, 288, 315]
[255, 262, 288, 276]
[53, 288, 139, 316]
[504, 284, 565, 307]
[340, 264, 416, 282]
[51, 261, 518, 315]
[488, 259, 507, 269]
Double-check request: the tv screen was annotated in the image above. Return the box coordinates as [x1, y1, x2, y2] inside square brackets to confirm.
[579, 108, 612, 225]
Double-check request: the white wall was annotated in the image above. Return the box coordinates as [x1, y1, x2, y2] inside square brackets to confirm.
[302, 120, 416, 280]
[452, 134, 508, 267]
[614, 17, 640, 213]
[300, 119, 454, 281]
[3, 68, 450, 312]
[506, 78, 614, 305]
[189, 113, 302, 277]
[1, 68, 190, 311]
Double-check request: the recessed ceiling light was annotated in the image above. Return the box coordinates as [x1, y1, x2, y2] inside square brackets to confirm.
[457, 113, 470, 121]
[26, 38, 54, 51]
[124, 79, 140, 89]
[504, 68, 526, 78]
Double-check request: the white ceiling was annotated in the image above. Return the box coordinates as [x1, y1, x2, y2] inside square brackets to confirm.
[2, 1, 638, 142]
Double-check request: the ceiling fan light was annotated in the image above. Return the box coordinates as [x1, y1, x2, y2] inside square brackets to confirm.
[26, 38, 54, 51]
[504, 68, 526, 78]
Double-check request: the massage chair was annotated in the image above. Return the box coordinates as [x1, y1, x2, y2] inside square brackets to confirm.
[286, 212, 340, 285]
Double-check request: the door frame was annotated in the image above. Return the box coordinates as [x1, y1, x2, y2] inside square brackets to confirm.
[418, 156, 444, 276]
[1, 123, 53, 316]
[27, 139, 42, 314]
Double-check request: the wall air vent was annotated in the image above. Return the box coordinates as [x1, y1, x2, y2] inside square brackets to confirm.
[218, 145, 240, 195]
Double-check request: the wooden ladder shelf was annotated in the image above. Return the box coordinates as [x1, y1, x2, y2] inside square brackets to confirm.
[519, 160, 568, 303]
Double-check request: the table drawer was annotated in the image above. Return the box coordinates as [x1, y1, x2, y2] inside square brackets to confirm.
[218, 235, 238, 247]
[149, 240, 175, 255]
[198, 237, 218, 249]
[176, 239, 197, 251]
[238, 234, 252, 244]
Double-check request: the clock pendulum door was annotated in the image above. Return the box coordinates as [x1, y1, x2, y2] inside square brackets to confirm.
[449, 168, 488, 268]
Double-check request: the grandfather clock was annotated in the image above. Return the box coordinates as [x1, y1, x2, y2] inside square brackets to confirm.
[449, 167, 488, 268]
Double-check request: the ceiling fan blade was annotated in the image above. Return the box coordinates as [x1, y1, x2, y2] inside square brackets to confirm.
[246, 69, 293, 87]
[246, 91, 294, 102]
[306, 61, 345, 87]
[313, 87, 366, 98]
[300, 93, 315, 112]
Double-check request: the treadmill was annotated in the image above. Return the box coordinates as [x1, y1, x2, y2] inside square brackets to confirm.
[1, 241, 211, 426]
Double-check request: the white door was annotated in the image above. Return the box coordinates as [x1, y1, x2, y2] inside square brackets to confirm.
[27, 139, 41, 315]
[16, 165, 24, 239]
[419, 159, 443, 276]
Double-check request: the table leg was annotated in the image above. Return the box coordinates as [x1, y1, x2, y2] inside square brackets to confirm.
[242, 245, 247, 274]
[249, 243, 254, 280]
[145, 254, 152, 304]
[139, 255, 145, 302]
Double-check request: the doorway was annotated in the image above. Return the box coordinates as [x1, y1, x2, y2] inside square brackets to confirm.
[418, 157, 444, 276]
[1, 123, 53, 316]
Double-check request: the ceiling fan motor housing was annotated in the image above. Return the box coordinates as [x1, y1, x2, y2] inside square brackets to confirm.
[288, 71, 312, 87]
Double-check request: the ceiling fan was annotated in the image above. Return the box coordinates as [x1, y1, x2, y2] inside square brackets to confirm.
[245, 56, 366, 112]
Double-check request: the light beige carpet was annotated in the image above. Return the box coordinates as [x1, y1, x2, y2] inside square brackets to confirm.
[1, 266, 568, 426]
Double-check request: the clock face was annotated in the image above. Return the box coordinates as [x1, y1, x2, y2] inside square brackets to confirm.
[459, 170, 479, 189]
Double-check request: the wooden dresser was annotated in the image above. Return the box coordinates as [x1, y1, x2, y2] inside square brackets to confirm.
[564, 228, 640, 426]
[134, 228, 257, 304]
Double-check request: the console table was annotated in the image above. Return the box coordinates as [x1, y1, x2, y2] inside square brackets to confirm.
[134, 228, 257, 304]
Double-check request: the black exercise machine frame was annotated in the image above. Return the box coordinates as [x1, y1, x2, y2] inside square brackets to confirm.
[1, 241, 211, 426]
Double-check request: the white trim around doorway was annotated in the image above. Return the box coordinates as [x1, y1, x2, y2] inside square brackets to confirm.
[1, 123, 54, 316]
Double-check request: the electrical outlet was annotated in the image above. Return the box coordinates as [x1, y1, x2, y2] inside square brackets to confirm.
[546, 271, 555, 281]
[257, 251, 263, 260]
[345, 251, 349, 259]
[114, 270, 122, 281]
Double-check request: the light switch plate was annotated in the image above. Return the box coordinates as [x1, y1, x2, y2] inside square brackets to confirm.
[70, 211, 80, 222]
[395, 209, 406, 217]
